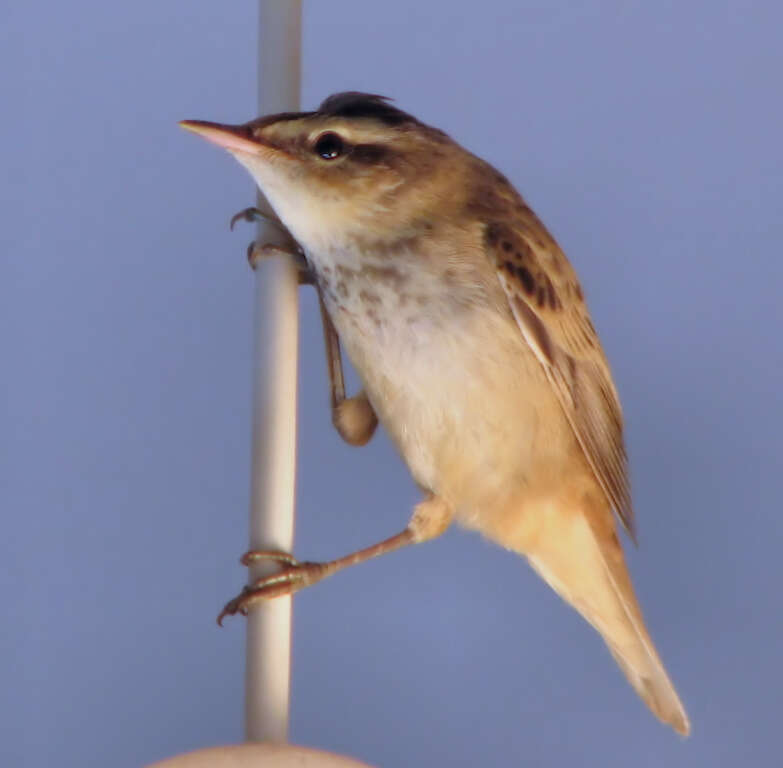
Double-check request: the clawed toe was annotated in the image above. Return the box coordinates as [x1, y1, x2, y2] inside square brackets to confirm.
[246, 241, 314, 283]
[230, 206, 265, 231]
[246, 241, 293, 269]
[217, 554, 328, 625]
[240, 549, 301, 568]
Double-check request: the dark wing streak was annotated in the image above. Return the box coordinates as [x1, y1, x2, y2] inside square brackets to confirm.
[493, 235, 636, 542]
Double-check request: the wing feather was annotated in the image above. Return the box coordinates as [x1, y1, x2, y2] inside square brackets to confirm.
[485, 217, 635, 540]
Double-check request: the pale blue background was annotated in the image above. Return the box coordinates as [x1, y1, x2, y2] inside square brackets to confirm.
[3, 1, 782, 766]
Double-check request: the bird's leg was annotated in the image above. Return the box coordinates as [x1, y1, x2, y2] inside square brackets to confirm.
[318, 293, 378, 446]
[232, 205, 377, 435]
[217, 496, 453, 624]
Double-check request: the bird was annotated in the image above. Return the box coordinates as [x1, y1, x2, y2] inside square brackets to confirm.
[180, 92, 690, 735]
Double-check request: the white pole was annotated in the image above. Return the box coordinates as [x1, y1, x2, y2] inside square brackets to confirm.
[245, 0, 302, 743]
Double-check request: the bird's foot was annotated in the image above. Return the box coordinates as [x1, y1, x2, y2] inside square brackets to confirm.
[229, 205, 314, 283]
[245, 242, 315, 285]
[217, 550, 328, 625]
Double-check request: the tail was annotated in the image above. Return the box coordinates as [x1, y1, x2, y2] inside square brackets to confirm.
[515, 499, 690, 735]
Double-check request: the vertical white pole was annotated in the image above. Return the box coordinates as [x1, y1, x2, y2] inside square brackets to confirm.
[245, 0, 302, 744]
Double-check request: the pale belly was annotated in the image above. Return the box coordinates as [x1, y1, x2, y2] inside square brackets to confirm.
[315, 257, 571, 524]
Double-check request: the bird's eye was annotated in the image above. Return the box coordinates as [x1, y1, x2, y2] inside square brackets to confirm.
[314, 132, 344, 160]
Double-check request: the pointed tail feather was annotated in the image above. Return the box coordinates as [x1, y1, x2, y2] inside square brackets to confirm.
[517, 502, 690, 735]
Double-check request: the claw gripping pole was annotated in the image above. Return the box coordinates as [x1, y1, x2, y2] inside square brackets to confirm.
[245, 0, 302, 743]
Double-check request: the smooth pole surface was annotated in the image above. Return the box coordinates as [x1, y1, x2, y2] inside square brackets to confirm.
[245, 0, 302, 743]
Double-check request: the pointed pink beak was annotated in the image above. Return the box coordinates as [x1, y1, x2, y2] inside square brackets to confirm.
[179, 120, 261, 155]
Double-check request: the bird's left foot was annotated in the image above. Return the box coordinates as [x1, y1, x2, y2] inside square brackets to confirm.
[216, 550, 328, 625]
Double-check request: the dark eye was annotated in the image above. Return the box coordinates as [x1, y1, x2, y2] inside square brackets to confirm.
[314, 132, 344, 160]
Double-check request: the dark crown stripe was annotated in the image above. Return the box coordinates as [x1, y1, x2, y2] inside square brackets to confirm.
[317, 92, 417, 126]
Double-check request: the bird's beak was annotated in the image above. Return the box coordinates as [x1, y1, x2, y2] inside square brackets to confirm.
[179, 120, 262, 155]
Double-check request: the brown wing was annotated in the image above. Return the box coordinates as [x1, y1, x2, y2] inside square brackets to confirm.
[484, 216, 635, 541]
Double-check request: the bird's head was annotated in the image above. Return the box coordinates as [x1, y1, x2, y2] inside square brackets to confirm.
[180, 92, 467, 252]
